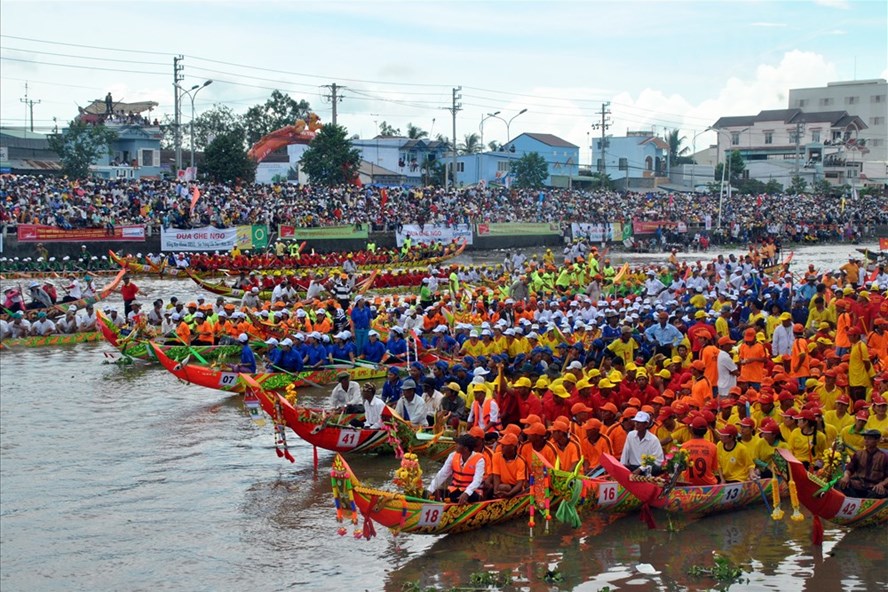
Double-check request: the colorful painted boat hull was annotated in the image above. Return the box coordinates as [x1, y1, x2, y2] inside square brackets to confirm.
[6, 268, 126, 319]
[0, 331, 101, 350]
[150, 342, 387, 392]
[778, 449, 888, 528]
[333, 454, 531, 535]
[600, 453, 778, 515]
[542, 456, 641, 515]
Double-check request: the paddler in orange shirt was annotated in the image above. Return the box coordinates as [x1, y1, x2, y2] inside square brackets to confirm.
[192, 311, 215, 345]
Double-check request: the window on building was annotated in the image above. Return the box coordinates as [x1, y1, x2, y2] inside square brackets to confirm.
[811, 130, 821, 143]
[497, 160, 510, 172]
[618, 157, 628, 171]
[140, 149, 155, 167]
[797, 99, 807, 108]
[456, 162, 464, 173]
[845, 96, 858, 105]
[832, 130, 842, 141]
[871, 139, 885, 147]
[870, 116, 885, 126]
[596, 158, 604, 172]
[819, 98, 833, 107]
[764, 131, 773, 145]
[788, 130, 799, 144]
[872, 94, 885, 104]
[731, 132, 740, 145]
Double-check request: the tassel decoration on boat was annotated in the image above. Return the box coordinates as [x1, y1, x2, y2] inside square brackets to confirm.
[788, 474, 804, 522]
[770, 475, 784, 521]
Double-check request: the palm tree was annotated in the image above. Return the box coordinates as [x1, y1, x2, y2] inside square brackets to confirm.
[664, 129, 694, 164]
[434, 133, 453, 151]
[459, 133, 482, 155]
[406, 123, 428, 140]
[488, 140, 501, 152]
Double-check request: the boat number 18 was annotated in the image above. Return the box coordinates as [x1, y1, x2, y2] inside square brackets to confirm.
[418, 504, 444, 527]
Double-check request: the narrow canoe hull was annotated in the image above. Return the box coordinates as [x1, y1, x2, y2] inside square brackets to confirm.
[333, 454, 531, 535]
[778, 449, 888, 528]
[542, 456, 641, 515]
[0, 331, 101, 350]
[600, 453, 776, 515]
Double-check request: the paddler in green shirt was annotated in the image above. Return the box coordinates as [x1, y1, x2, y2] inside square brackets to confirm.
[602, 258, 617, 280]
[367, 240, 376, 254]
[288, 241, 301, 257]
[573, 263, 586, 288]
[449, 266, 460, 296]
[419, 278, 433, 309]
[555, 266, 572, 292]
[530, 268, 545, 293]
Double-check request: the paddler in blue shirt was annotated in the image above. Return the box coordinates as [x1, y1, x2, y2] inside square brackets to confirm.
[360, 330, 386, 364]
[229, 333, 257, 373]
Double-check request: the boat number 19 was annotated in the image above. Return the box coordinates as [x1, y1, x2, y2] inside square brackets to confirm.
[418, 504, 444, 527]
[218, 373, 238, 387]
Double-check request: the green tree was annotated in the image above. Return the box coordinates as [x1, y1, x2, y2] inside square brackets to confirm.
[664, 129, 694, 165]
[788, 174, 808, 194]
[459, 133, 482, 155]
[377, 121, 400, 137]
[406, 123, 428, 139]
[812, 178, 832, 195]
[737, 178, 766, 195]
[300, 124, 361, 186]
[589, 172, 615, 190]
[764, 179, 783, 194]
[510, 152, 548, 189]
[190, 104, 245, 152]
[714, 150, 746, 186]
[203, 128, 256, 183]
[488, 140, 501, 152]
[48, 120, 118, 178]
[243, 90, 311, 145]
[434, 133, 453, 151]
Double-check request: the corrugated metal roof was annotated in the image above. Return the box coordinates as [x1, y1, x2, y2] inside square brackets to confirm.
[519, 133, 579, 148]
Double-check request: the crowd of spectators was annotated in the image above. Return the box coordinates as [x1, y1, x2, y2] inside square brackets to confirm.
[0, 175, 885, 242]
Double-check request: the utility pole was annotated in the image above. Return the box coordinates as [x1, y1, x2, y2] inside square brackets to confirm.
[590, 102, 611, 188]
[19, 82, 41, 132]
[793, 121, 803, 177]
[445, 87, 462, 190]
[173, 55, 184, 172]
[322, 83, 345, 125]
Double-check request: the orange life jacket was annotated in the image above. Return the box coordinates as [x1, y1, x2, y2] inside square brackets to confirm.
[449, 451, 483, 492]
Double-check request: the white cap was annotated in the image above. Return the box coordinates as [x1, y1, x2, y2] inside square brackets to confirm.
[368, 330, 379, 337]
[194, 312, 204, 318]
[264, 338, 279, 345]
[251, 287, 259, 293]
[433, 325, 447, 333]
[469, 330, 479, 338]
[567, 361, 583, 370]
[480, 329, 491, 336]
[280, 338, 294, 346]
[633, 411, 651, 423]
[473, 367, 490, 377]
[238, 333, 249, 343]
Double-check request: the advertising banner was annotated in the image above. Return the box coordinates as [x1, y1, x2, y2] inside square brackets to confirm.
[571, 222, 613, 242]
[631, 220, 687, 235]
[475, 222, 559, 236]
[278, 225, 369, 240]
[17, 224, 146, 243]
[395, 224, 473, 247]
[160, 226, 238, 252]
[236, 225, 269, 250]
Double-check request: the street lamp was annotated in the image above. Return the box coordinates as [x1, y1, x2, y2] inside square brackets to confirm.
[479, 111, 500, 150]
[177, 79, 213, 171]
[489, 108, 528, 143]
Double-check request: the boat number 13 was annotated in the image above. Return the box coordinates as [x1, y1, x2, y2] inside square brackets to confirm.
[418, 504, 444, 527]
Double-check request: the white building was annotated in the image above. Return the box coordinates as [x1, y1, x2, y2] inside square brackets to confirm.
[788, 79, 887, 184]
[712, 109, 868, 188]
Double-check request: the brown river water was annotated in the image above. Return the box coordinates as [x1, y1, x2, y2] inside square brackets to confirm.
[1, 243, 886, 591]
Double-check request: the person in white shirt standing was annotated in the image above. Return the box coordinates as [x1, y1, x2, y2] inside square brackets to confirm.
[395, 379, 428, 427]
[771, 312, 795, 357]
[716, 336, 739, 397]
[329, 371, 362, 411]
[620, 411, 664, 474]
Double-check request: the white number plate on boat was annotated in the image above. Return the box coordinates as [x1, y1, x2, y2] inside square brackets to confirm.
[598, 482, 619, 506]
[418, 504, 444, 527]
[720, 483, 743, 504]
[336, 430, 361, 449]
[836, 498, 860, 519]
[218, 372, 238, 387]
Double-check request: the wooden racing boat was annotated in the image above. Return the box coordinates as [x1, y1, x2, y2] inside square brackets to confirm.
[778, 449, 887, 529]
[96, 311, 243, 362]
[600, 453, 779, 520]
[0, 331, 101, 350]
[9, 268, 127, 320]
[150, 341, 388, 392]
[540, 455, 641, 520]
[330, 454, 532, 535]
[109, 250, 168, 275]
[241, 376, 456, 460]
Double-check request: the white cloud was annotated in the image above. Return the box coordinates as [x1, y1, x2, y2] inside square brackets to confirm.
[813, 0, 850, 9]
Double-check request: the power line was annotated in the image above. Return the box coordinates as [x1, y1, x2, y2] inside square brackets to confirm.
[0, 34, 174, 56]
[0, 46, 168, 66]
[0, 56, 166, 76]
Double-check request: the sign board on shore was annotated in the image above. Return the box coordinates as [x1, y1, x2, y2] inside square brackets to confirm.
[278, 225, 369, 240]
[161, 225, 268, 252]
[17, 224, 146, 243]
[395, 224, 472, 247]
[476, 222, 559, 236]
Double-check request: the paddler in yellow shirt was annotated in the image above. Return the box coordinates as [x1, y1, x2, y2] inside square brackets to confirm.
[865, 395, 888, 445]
[716, 424, 756, 482]
[751, 419, 785, 477]
[823, 394, 854, 434]
[460, 330, 486, 356]
[840, 411, 870, 452]
[814, 369, 843, 411]
[715, 305, 732, 338]
[787, 410, 828, 466]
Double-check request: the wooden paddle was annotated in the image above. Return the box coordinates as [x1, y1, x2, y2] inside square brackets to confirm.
[269, 364, 324, 389]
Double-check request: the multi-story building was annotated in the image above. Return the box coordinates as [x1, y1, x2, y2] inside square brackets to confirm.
[349, 137, 449, 186]
[788, 79, 887, 183]
[711, 109, 868, 188]
[589, 130, 668, 190]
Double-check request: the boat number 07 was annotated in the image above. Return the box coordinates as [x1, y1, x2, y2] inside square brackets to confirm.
[418, 504, 444, 527]
[598, 482, 618, 505]
[721, 483, 742, 503]
[336, 430, 361, 449]
[218, 373, 238, 387]
[837, 498, 859, 518]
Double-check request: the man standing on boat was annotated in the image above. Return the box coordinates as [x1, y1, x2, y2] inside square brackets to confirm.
[120, 275, 139, 319]
[620, 411, 664, 475]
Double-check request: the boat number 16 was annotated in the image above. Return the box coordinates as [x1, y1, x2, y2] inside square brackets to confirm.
[418, 504, 444, 527]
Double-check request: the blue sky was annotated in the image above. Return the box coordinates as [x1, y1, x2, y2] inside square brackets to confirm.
[1, 0, 885, 162]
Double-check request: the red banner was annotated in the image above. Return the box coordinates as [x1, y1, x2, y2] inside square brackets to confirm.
[279, 225, 295, 238]
[17, 224, 146, 243]
[631, 220, 688, 235]
[477, 223, 490, 235]
[880, 237, 888, 251]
